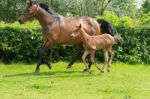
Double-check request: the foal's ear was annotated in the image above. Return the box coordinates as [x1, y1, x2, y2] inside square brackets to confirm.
[75, 23, 82, 30]
[78, 24, 82, 29]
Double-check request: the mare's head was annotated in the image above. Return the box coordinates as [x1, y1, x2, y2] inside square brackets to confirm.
[18, 0, 38, 24]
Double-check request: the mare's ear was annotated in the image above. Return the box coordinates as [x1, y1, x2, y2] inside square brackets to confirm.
[27, 0, 37, 5]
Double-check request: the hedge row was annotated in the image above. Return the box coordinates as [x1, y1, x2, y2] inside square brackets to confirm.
[0, 21, 41, 63]
[0, 21, 150, 64]
[0, 21, 78, 63]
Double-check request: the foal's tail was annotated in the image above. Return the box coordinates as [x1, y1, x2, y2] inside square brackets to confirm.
[114, 34, 124, 44]
[97, 19, 114, 36]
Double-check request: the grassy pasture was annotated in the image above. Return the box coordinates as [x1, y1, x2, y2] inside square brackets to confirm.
[0, 62, 150, 99]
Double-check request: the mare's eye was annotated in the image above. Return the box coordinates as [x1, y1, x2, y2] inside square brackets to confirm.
[27, 9, 30, 12]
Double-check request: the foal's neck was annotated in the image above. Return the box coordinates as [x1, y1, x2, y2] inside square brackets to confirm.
[36, 7, 55, 27]
[80, 29, 91, 43]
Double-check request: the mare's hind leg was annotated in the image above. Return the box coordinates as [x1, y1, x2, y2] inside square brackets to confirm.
[67, 45, 83, 69]
[46, 49, 52, 69]
[102, 50, 109, 73]
[108, 49, 115, 72]
[90, 50, 103, 74]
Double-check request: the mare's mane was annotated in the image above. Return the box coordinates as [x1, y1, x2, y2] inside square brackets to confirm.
[39, 3, 56, 15]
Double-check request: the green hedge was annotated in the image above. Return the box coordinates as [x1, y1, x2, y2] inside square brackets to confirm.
[0, 21, 41, 63]
[0, 20, 150, 64]
[95, 12, 150, 64]
[115, 27, 150, 64]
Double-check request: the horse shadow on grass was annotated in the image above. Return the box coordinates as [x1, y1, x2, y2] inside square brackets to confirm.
[4, 70, 96, 78]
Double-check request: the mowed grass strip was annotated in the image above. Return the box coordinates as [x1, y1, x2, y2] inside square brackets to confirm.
[0, 62, 150, 99]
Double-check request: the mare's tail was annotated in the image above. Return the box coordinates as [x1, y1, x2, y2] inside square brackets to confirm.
[97, 19, 114, 36]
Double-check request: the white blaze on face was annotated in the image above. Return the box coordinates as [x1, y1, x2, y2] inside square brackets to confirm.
[70, 32, 76, 38]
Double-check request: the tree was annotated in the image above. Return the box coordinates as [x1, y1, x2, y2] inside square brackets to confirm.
[140, 0, 150, 25]
[141, 0, 150, 13]
[108, 0, 137, 16]
[0, 0, 144, 22]
[0, 0, 26, 22]
[94, 0, 112, 15]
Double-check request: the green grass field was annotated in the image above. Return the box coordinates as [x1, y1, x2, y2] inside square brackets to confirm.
[0, 62, 150, 99]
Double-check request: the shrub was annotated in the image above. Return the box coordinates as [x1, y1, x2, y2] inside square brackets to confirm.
[96, 12, 150, 64]
[0, 21, 42, 63]
[0, 19, 149, 64]
[95, 11, 120, 26]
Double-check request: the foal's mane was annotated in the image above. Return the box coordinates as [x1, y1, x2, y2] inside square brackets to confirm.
[39, 3, 56, 15]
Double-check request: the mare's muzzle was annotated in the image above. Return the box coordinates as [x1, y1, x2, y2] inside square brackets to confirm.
[18, 19, 25, 24]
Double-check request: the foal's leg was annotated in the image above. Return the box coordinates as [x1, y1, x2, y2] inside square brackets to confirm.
[90, 50, 103, 73]
[83, 55, 92, 72]
[67, 45, 83, 69]
[108, 49, 115, 72]
[82, 50, 91, 74]
[102, 50, 109, 73]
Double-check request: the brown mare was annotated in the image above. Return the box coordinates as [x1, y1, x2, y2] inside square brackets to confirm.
[18, 0, 101, 72]
[71, 22, 120, 74]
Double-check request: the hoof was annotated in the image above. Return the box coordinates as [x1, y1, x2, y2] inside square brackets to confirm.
[35, 69, 40, 73]
[89, 71, 92, 74]
[101, 70, 104, 73]
[46, 63, 52, 70]
[82, 69, 88, 72]
[48, 65, 52, 70]
[48, 66, 52, 70]
[66, 66, 72, 69]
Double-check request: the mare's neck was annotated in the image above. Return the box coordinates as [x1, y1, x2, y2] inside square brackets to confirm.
[36, 6, 55, 27]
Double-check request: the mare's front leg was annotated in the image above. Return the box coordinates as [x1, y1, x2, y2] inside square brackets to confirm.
[35, 42, 52, 73]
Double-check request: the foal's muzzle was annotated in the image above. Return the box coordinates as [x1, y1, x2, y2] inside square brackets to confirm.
[70, 33, 76, 39]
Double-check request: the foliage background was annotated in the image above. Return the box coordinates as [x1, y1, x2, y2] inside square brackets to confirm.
[0, 0, 149, 64]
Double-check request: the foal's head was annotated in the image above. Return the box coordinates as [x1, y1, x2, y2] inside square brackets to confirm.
[70, 23, 86, 39]
[18, 0, 38, 24]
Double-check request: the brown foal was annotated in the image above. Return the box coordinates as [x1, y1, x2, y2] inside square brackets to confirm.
[71, 22, 117, 74]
